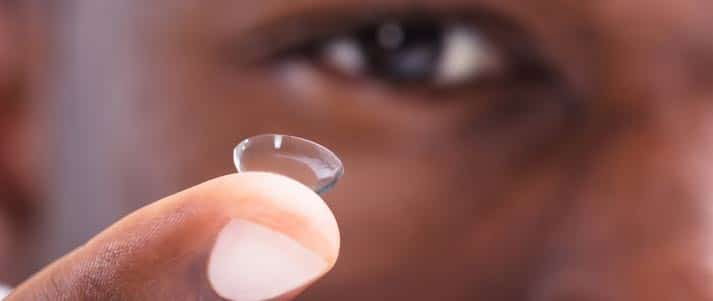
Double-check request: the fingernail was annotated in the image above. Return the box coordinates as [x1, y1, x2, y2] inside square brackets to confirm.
[207, 219, 328, 301]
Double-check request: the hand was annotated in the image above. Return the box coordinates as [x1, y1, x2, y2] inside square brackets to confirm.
[6, 173, 340, 300]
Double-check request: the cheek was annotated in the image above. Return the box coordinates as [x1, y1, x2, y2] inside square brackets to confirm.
[527, 108, 713, 300]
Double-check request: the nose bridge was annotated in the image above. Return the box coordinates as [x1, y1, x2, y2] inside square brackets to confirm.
[529, 117, 713, 300]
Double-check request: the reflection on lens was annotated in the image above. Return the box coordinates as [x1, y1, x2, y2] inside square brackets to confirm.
[234, 134, 344, 195]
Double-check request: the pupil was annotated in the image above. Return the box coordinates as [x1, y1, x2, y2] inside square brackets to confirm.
[356, 20, 443, 82]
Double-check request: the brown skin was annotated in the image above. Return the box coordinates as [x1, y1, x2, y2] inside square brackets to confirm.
[8, 173, 339, 300]
[3, 0, 713, 300]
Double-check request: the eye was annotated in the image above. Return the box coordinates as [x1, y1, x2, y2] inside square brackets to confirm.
[239, 11, 573, 146]
[315, 19, 501, 87]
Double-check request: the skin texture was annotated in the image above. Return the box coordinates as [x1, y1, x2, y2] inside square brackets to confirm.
[2, 0, 713, 300]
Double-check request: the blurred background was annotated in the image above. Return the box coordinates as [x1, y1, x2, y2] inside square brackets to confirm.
[2, 0, 713, 300]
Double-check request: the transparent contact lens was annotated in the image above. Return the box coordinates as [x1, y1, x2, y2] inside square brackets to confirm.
[233, 134, 344, 195]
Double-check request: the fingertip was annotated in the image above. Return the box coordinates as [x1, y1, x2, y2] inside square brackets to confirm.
[197, 172, 340, 263]
[200, 172, 340, 300]
[7, 172, 341, 301]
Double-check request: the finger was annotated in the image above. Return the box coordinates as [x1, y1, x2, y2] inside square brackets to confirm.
[7, 172, 340, 301]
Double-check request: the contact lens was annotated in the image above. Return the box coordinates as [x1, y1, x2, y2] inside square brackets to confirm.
[233, 134, 344, 195]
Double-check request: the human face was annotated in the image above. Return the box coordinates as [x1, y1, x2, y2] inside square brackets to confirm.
[34, 0, 713, 299]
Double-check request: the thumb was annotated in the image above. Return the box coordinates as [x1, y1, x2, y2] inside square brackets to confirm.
[8, 172, 340, 301]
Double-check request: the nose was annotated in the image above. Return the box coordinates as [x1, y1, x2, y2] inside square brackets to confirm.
[530, 108, 713, 301]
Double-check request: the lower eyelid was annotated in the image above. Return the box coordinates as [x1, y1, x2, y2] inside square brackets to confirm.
[272, 56, 574, 151]
[277, 59, 492, 117]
